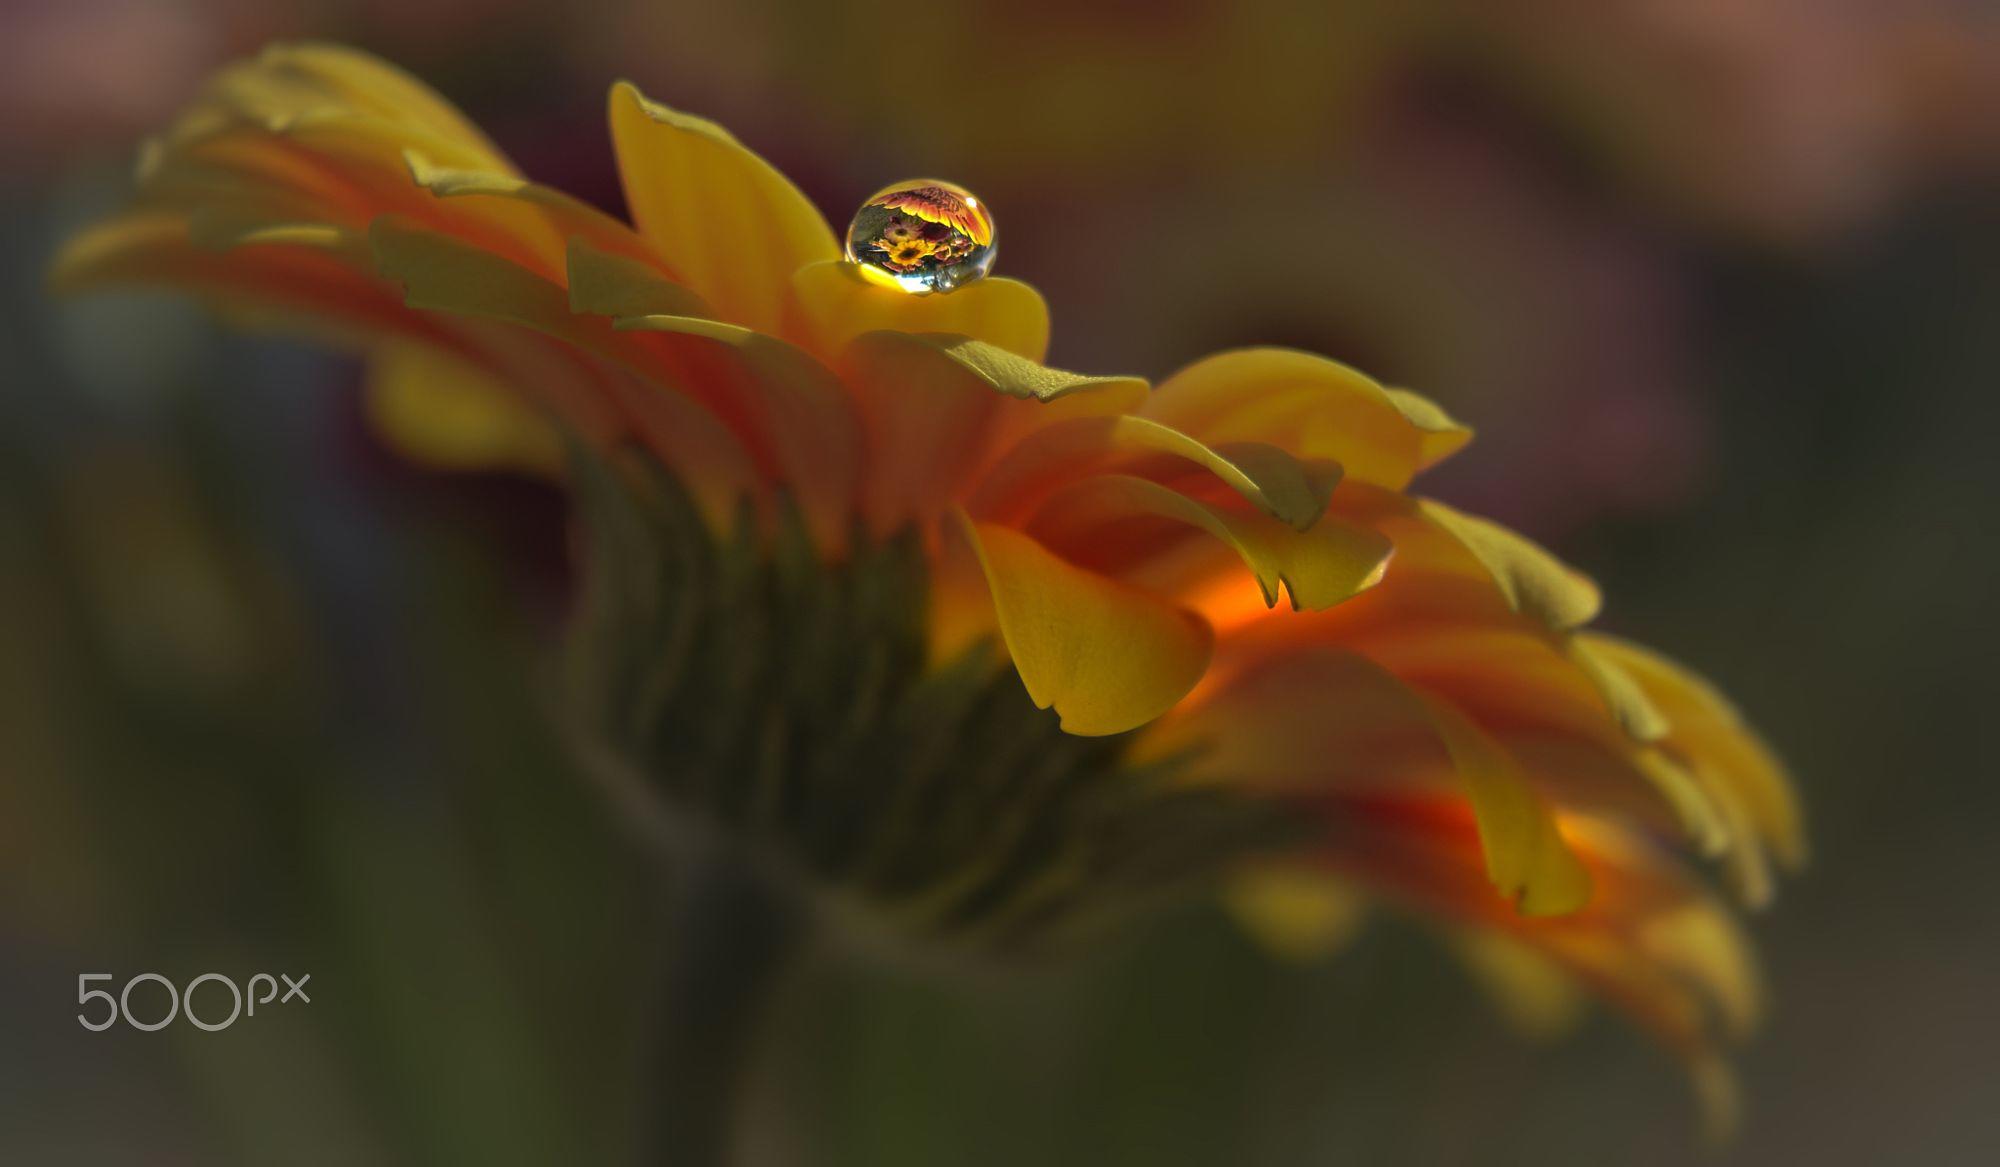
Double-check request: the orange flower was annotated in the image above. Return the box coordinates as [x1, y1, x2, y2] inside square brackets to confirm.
[52, 43, 1801, 1133]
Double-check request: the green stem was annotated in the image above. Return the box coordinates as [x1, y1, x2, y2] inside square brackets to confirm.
[647, 854, 799, 1167]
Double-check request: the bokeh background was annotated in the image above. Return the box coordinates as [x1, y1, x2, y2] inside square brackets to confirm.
[5, 1, 1999, 1163]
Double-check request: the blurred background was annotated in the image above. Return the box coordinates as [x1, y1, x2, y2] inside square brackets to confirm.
[4, 1, 1998, 1163]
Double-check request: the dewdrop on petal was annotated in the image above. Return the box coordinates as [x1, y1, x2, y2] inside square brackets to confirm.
[844, 179, 996, 294]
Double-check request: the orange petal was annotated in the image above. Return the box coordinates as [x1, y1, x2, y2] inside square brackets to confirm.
[1024, 474, 1391, 611]
[969, 415, 1334, 533]
[611, 314, 860, 549]
[369, 216, 763, 521]
[836, 331, 1149, 534]
[402, 150, 679, 283]
[1143, 647, 1590, 914]
[1310, 795, 1756, 1135]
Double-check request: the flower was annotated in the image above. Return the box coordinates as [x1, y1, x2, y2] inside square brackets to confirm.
[881, 216, 921, 243]
[53, 42, 1800, 1132]
[876, 235, 938, 271]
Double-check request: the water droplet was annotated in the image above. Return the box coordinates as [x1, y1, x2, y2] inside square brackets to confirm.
[844, 180, 996, 295]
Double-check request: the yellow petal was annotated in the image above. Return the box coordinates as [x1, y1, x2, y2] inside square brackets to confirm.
[221, 42, 508, 169]
[184, 209, 367, 261]
[1630, 747, 1733, 859]
[133, 46, 631, 293]
[1026, 474, 1391, 611]
[1639, 902, 1763, 1040]
[1580, 634, 1805, 872]
[607, 81, 836, 336]
[1565, 634, 1671, 741]
[1697, 769, 1775, 907]
[1450, 929, 1588, 1038]
[363, 342, 560, 474]
[1385, 387, 1475, 470]
[791, 259, 1051, 362]
[954, 515, 1211, 736]
[160, 43, 510, 178]
[1422, 696, 1594, 916]
[1143, 348, 1471, 490]
[1227, 866, 1368, 961]
[1416, 498, 1602, 630]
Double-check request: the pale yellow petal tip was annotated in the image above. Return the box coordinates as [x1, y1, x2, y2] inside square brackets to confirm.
[608, 79, 738, 145]
[1452, 931, 1588, 1039]
[1227, 867, 1367, 961]
[1143, 348, 1475, 489]
[1644, 902, 1765, 1040]
[47, 230, 118, 296]
[402, 148, 520, 198]
[1576, 631, 1809, 876]
[894, 332, 1146, 403]
[1567, 637, 1673, 743]
[1634, 748, 1732, 858]
[47, 213, 190, 296]
[1384, 386, 1475, 465]
[1418, 497, 1604, 630]
[188, 212, 363, 260]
